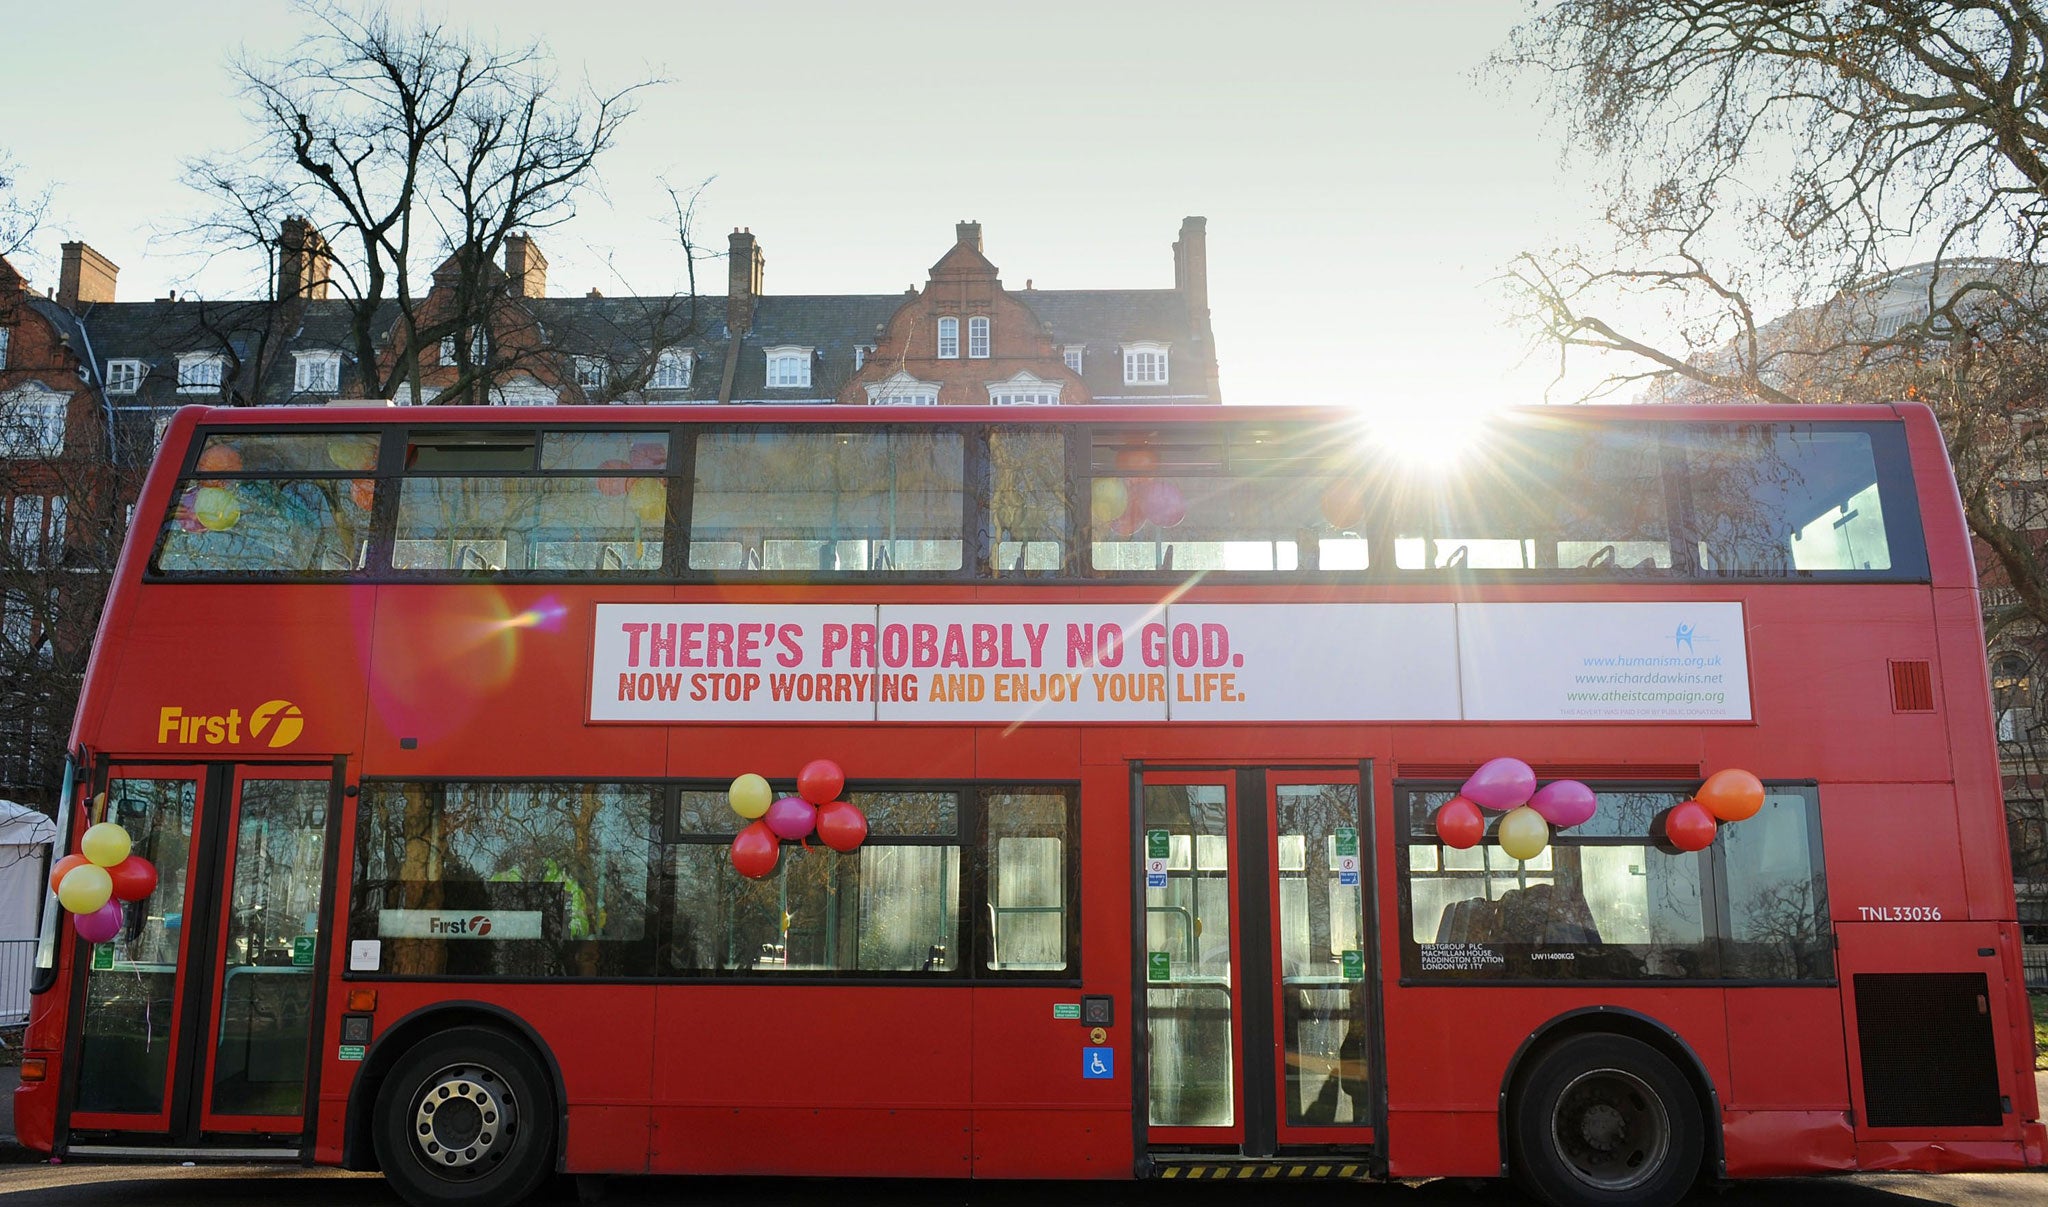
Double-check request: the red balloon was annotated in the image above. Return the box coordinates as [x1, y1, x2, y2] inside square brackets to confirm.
[816, 801, 869, 852]
[108, 856, 159, 903]
[797, 758, 845, 806]
[1662, 800, 1718, 852]
[48, 853, 91, 896]
[1697, 768, 1765, 822]
[1434, 796, 1485, 850]
[730, 820, 780, 880]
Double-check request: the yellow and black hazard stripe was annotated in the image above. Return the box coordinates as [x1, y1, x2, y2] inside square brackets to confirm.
[1155, 1161, 1367, 1180]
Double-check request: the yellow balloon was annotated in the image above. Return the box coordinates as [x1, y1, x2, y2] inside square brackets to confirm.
[193, 485, 241, 532]
[1497, 806, 1550, 862]
[58, 863, 113, 914]
[81, 822, 131, 868]
[729, 773, 773, 820]
[628, 477, 666, 524]
[1090, 478, 1129, 527]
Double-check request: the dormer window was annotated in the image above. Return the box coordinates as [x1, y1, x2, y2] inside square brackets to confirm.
[440, 328, 489, 366]
[1063, 345, 1085, 374]
[987, 371, 1061, 406]
[855, 344, 876, 370]
[294, 351, 341, 394]
[937, 317, 959, 359]
[764, 345, 812, 389]
[865, 370, 941, 406]
[1122, 341, 1169, 385]
[105, 359, 144, 395]
[650, 349, 692, 390]
[177, 353, 226, 395]
[968, 316, 990, 359]
[574, 356, 608, 393]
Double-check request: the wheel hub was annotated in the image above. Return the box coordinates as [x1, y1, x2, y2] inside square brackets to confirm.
[412, 1064, 514, 1176]
[1550, 1067, 1671, 1193]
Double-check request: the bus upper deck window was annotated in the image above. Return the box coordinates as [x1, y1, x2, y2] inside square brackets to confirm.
[687, 429, 965, 574]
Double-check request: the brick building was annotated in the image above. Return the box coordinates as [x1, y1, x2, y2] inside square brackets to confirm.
[0, 216, 1221, 807]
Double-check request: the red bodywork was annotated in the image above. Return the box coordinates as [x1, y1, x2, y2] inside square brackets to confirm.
[15, 401, 2043, 1179]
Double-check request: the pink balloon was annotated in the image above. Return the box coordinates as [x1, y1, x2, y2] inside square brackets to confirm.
[765, 796, 817, 841]
[74, 901, 123, 944]
[1529, 779, 1597, 828]
[1137, 479, 1187, 528]
[1461, 757, 1536, 811]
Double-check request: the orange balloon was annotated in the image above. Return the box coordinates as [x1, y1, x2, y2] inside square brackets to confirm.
[196, 444, 243, 473]
[1321, 479, 1367, 530]
[1697, 768, 1764, 822]
[48, 853, 91, 896]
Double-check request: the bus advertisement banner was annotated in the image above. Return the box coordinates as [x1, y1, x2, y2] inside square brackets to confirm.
[588, 601, 1749, 724]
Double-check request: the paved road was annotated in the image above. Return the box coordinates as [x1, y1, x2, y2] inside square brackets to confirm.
[0, 1166, 2043, 1206]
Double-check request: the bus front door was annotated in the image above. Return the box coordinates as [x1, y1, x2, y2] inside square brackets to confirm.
[64, 763, 336, 1152]
[1136, 766, 1379, 1162]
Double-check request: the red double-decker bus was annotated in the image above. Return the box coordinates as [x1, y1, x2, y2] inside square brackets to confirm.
[14, 401, 2041, 1206]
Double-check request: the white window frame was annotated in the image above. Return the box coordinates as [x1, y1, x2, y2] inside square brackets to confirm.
[177, 352, 226, 395]
[1063, 345, 1085, 374]
[440, 328, 489, 366]
[10, 495, 43, 565]
[986, 372, 1062, 407]
[764, 345, 813, 389]
[293, 350, 342, 394]
[1122, 341, 1170, 385]
[937, 317, 959, 359]
[0, 328, 9, 371]
[649, 348, 692, 390]
[105, 359, 144, 395]
[968, 316, 990, 359]
[0, 385, 67, 456]
[573, 356, 609, 393]
[864, 370, 941, 407]
[854, 344, 876, 370]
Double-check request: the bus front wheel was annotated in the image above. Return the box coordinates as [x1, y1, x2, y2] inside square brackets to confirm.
[372, 1025, 557, 1207]
[1508, 1033, 1703, 1207]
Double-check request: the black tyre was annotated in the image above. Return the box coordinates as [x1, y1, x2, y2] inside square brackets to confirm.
[372, 1026, 556, 1207]
[1508, 1033, 1704, 1207]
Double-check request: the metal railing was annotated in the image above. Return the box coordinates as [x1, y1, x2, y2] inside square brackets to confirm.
[2025, 945, 2048, 991]
[0, 938, 35, 1025]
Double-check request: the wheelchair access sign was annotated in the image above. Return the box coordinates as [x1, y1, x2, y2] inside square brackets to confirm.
[1083, 1047, 1115, 1079]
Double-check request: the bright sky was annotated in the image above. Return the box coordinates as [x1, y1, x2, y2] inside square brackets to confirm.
[5, 1, 1582, 413]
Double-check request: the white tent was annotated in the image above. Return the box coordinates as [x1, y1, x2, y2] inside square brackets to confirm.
[0, 801, 55, 1026]
[0, 801, 55, 941]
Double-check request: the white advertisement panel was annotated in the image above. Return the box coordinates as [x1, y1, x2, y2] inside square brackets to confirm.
[876, 605, 1172, 723]
[591, 603, 878, 722]
[588, 601, 1750, 724]
[1164, 603, 1460, 721]
[1457, 602, 1752, 722]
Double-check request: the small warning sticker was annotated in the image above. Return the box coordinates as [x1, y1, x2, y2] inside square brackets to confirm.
[1053, 1003, 1081, 1020]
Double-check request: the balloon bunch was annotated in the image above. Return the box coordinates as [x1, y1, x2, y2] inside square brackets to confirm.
[1092, 450, 1186, 537]
[1433, 757, 1599, 862]
[1653, 769, 1764, 853]
[49, 808, 159, 944]
[595, 441, 670, 525]
[726, 759, 869, 880]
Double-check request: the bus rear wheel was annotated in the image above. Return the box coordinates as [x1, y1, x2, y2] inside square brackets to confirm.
[1509, 1033, 1703, 1207]
[373, 1026, 555, 1207]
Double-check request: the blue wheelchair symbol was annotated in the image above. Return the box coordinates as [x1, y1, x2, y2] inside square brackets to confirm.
[1083, 1046, 1114, 1079]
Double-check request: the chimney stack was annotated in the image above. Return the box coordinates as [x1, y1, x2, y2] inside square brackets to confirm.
[278, 217, 333, 301]
[728, 228, 764, 334]
[956, 220, 982, 252]
[57, 242, 118, 310]
[505, 233, 547, 299]
[1172, 216, 1208, 318]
